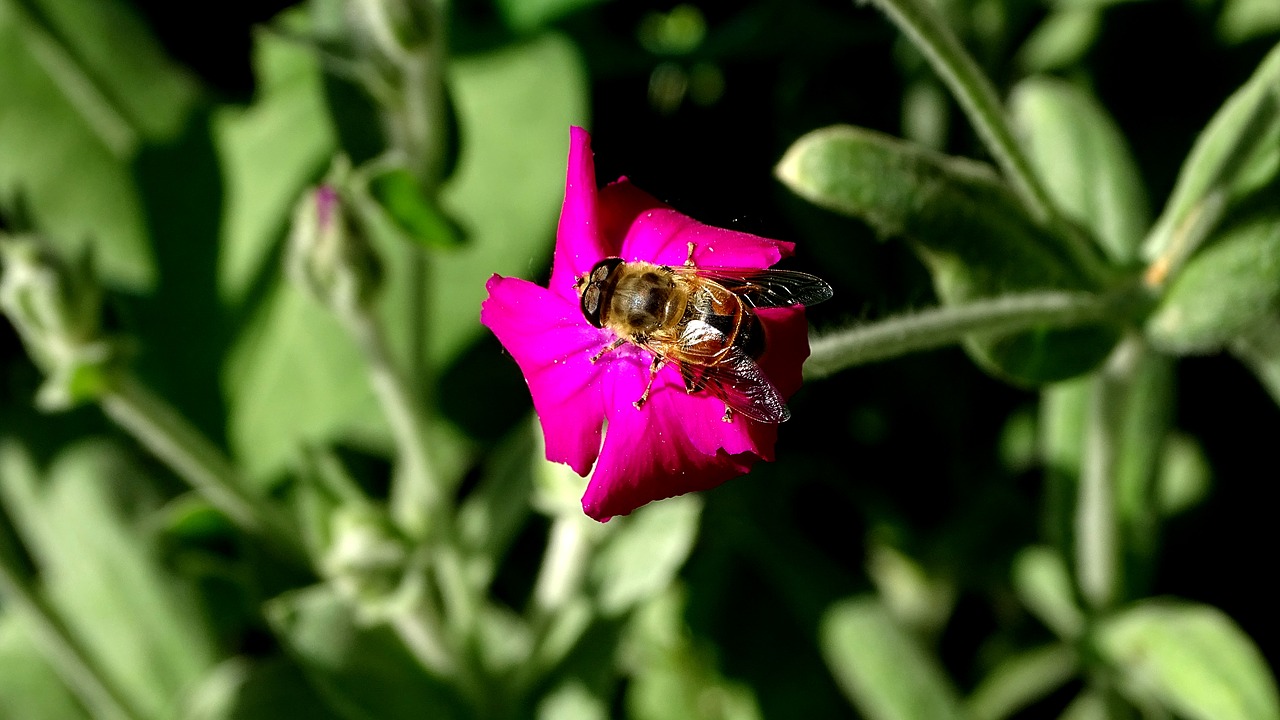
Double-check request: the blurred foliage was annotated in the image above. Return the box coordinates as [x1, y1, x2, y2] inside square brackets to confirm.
[2, 0, 1279, 718]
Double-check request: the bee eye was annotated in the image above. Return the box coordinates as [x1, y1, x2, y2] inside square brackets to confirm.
[580, 258, 624, 328]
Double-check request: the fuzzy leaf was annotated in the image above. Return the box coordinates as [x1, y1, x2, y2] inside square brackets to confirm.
[777, 125, 1119, 383]
[1143, 42, 1280, 271]
[1011, 77, 1150, 263]
[1147, 211, 1280, 353]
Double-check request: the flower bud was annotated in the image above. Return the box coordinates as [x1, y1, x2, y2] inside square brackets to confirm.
[0, 236, 115, 409]
[285, 185, 383, 317]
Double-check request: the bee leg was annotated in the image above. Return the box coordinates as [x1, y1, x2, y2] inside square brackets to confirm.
[633, 356, 664, 410]
[590, 337, 626, 363]
[721, 405, 734, 423]
[684, 241, 696, 267]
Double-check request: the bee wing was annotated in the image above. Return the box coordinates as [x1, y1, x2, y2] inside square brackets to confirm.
[672, 266, 833, 309]
[675, 343, 791, 423]
[648, 319, 789, 423]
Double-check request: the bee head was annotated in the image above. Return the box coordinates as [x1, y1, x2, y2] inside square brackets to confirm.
[579, 257, 625, 328]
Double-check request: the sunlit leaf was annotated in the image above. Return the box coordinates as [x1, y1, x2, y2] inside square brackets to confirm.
[820, 596, 964, 720]
[1096, 600, 1280, 720]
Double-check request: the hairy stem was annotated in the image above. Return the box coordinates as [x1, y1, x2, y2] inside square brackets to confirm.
[861, 0, 1109, 282]
[805, 291, 1115, 379]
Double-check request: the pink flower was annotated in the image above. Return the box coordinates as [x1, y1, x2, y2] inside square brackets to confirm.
[481, 127, 817, 521]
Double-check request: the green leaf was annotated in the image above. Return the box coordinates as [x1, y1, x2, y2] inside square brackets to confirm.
[0, 0, 157, 290]
[1012, 546, 1083, 639]
[432, 32, 588, 365]
[1010, 77, 1150, 264]
[590, 495, 701, 616]
[777, 125, 1119, 384]
[495, 0, 611, 33]
[0, 613, 91, 720]
[967, 644, 1078, 720]
[265, 586, 468, 720]
[0, 439, 218, 720]
[1095, 600, 1280, 720]
[1218, 0, 1280, 45]
[223, 33, 586, 483]
[223, 285, 388, 484]
[180, 656, 343, 720]
[537, 681, 609, 720]
[1155, 433, 1210, 516]
[820, 596, 965, 720]
[1017, 9, 1101, 73]
[623, 587, 763, 720]
[1230, 314, 1280, 407]
[14, 0, 198, 141]
[1146, 211, 1280, 353]
[367, 168, 463, 250]
[214, 11, 336, 304]
[1143, 42, 1280, 275]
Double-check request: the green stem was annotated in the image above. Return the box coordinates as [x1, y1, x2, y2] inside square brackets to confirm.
[861, 0, 1108, 281]
[0, 530, 144, 720]
[99, 374, 308, 566]
[341, 308, 443, 539]
[804, 290, 1114, 379]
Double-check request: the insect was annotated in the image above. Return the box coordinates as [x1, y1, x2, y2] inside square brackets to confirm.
[575, 243, 833, 423]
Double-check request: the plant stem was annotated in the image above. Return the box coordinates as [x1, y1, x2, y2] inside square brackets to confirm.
[804, 290, 1115, 379]
[99, 374, 308, 567]
[341, 307, 444, 539]
[0, 531, 144, 720]
[861, 0, 1108, 282]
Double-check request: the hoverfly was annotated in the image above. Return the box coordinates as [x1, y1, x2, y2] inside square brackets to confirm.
[575, 243, 832, 423]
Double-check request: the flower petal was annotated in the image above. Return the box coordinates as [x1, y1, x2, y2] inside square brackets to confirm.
[481, 274, 610, 476]
[599, 179, 795, 269]
[549, 127, 614, 303]
[581, 360, 760, 520]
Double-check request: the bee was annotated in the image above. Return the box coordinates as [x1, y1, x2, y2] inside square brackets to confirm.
[575, 242, 832, 423]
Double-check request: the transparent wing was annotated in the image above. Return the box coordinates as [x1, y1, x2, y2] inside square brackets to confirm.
[671, 266, 833, 308]
[675, 343, 791, 423]
[645, 320, 789, 423]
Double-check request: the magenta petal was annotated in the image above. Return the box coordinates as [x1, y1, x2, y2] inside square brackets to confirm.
[581, 366, 759, 520]
[481, 274, 609, 476]
[549, 127, 613, 302]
